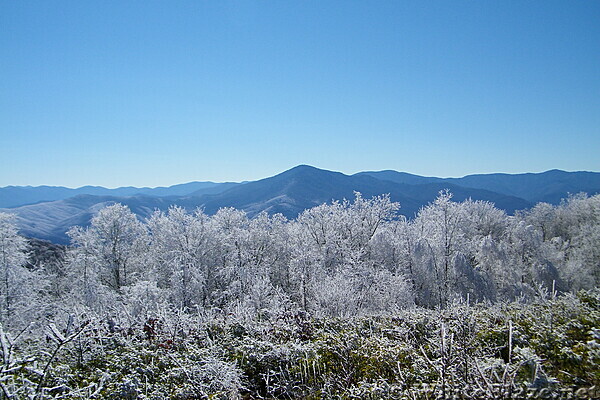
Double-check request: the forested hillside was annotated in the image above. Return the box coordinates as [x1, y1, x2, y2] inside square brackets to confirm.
[0, 191, 598, 398]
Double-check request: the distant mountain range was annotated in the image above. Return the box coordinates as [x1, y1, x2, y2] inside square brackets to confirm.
[357, 169, 600, 204]
[0, 181, 239, 209]
[2, 166, 599, 244]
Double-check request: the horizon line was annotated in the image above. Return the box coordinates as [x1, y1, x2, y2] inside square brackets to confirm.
[1, 166, 598, 190]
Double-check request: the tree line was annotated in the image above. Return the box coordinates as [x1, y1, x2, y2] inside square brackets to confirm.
[1, 190, 598, 332]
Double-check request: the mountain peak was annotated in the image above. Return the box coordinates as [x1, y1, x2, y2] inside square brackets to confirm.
[275, 165, 340, 179]
[286, 164, 321, 173]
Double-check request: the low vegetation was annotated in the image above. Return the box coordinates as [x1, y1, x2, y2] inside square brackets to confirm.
[1, 290, 598, 398]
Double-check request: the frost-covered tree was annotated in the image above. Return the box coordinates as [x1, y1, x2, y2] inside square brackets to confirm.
[148, 206, 214, 310]
[458, 199, 510, 300]
[411, 191, 471, 307]
[240, 212, 290, 316]
[289, 193, 411, 315]
[0, 213, 30, 328]
[208, 208, 292, 317]
[208, 207, 252, 309]
[522, 194, 600, 290]
[68, 204, 147, 296]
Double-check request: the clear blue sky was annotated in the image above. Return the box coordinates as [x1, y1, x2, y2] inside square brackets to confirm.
[1, 1, 599, 188]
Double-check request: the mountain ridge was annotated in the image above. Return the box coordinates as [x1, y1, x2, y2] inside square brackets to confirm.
[2, 166, 599, 244]
[359, 169, 600, 203]
[0, 181, 240, 209]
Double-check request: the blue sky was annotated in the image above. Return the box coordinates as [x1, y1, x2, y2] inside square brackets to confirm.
[1, 1, 599, 188]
